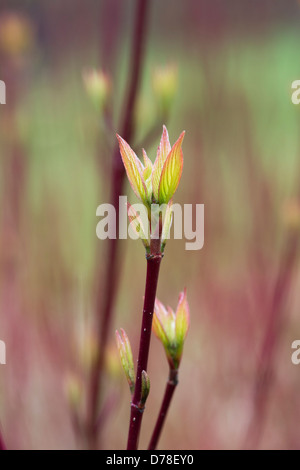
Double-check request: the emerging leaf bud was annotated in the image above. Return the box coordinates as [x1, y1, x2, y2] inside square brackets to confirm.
[140, 370, 151, 408]
[153, 289, 190, 370]
[117, 125, 185, 209]
[115, 329, 135, 395]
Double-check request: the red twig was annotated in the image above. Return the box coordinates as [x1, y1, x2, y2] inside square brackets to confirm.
[127, 254, 162, 450]
[86, 0, 150, 448]
[148, 369, 178, 450]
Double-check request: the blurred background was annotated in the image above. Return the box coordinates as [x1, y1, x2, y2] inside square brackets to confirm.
[1, 0, 300, 450]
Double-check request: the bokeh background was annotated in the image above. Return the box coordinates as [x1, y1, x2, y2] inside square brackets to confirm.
[1, 0, 300, 450]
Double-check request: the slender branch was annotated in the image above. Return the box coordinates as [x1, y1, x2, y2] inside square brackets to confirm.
[127, 254, 162, 450]
[148, 368, 178, 450]
[86, 0, 150, 448]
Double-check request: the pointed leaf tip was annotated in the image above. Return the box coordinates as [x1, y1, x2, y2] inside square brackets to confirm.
[152, 125, 172, 201]
[158, 131, 185, 204]
[175, 289, 190, 346]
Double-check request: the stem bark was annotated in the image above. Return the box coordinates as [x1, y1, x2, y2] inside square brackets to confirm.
[148, 369, 178, 450]
[87, 0, 150, 449]
[127, 254, 162, 450]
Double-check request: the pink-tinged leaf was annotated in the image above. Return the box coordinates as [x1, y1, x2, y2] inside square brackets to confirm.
[153, 299, 169, 347]
[152, 311, 169, 347]
[142, 149, 153, 174]
[116, 134, 148, 203]
[142, 149, 153, 194]
[152, 125, 171, 201]
[175, 289, 190, 346]
[155, 298, 169, 320]
[158, 131, 185, 204]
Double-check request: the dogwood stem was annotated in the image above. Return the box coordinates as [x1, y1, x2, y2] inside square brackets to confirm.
[87, 0, 150, 449]
[148, 368, 178, 450]
[127, 254, 162, 450]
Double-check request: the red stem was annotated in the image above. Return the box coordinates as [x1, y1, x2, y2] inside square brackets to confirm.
[148, 369, 178, 450]
[87, 0, 150, 448]
[127, 255, 162, 450]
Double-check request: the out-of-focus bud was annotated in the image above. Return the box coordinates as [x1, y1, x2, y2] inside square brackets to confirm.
[115, 329, 135, 395]
[63, 373, 83, 411]
[282, 198, 300, 231]
[140, 370, 150, 408]
[0, 12, 34, 57]
[153, 289, 190, 370]
[134, 95, 156, 130]
[83, 69, 112, 111]
[152, 64, 178, 116]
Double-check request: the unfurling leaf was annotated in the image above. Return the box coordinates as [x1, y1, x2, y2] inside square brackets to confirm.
[117, 135, 148, 205]
[175, 288, 190, 358]
[152, 125, 171, 201]
[158, 131, 185, 205]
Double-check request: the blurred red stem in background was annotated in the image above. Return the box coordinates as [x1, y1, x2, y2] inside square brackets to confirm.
[87, 0, 150, 449]
[148, 368, 178, 450]
[244, 231, 299, 449]
[127, 255, 162, 450]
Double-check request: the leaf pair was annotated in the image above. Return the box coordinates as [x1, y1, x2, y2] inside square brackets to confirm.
[117, 126, 185, 207]
[152, 289, 190, 370]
